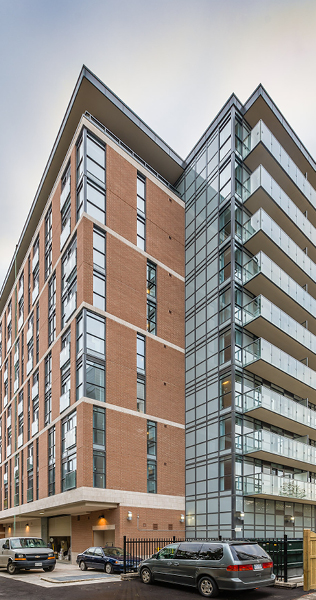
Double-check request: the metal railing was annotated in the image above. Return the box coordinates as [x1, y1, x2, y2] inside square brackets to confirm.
[123, 536, 184, 574]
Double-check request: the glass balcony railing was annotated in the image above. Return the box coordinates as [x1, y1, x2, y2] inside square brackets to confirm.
[243, 120, 316, 209]
[243, 295, 316, 353]
[243, 473, 316, 502]
[243, 337, 316, 391]
[243, 251, 316, 320]
[241, 165, 316, 244]
[236, 385, 316, 431]
[244, 429, 316, 467]
[243, 208, 316, 281]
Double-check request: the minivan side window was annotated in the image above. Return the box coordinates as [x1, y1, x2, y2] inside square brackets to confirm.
[176, 543, 202, 559]
[199, 544, 223, 560]
[158, 545, 179, 559]
[3, 541, 9, 549]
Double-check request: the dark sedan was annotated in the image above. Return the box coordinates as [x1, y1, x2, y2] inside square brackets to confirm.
[76, 546, 136, 573]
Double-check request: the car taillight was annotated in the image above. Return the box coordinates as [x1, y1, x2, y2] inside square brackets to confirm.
[263, 562, 273, 569]
[227, 564, 253, 571]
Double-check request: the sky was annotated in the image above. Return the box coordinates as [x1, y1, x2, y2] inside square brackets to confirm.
[0, 0, 316, 287]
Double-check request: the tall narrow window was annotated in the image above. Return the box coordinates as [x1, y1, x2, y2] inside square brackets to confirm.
[76, 310, 105, 402]
[14, 455, 19, 507]
[27, 444, 33, 502]
[18, 273, 24, 332]
[147, 421, 157, 493]
[18, 391, 23, 448]
[137, 333, 145, 413]
[93, 406, 106, 488]
[147, 261, 157, 335]
[32, 237, 39, 305]
[45, 205, 52, 280]
[76, 130, 106, 224]
[48, 273, 56, 346]
[61, 411, 76, 491]
[60, 163, 71, 250]
[93, 227, 106, 310]
[137, 174, 146, 250]
[61, 237, 77, 328]
[45, 353, 52, 425]
[48, 426, 55, 496]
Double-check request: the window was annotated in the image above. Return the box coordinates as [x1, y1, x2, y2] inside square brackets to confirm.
[137, 334, 145, 413]
[14, 456, 19, 507]
[32, 237, 39, 303]
[48, 273, 56, 346]
[61, 411, 76, 492]
[147, 261, 157, 334]
[76, 310, 106, 402]
[4, 463, 8, 509]
[137, 174, 146, 250]
[48, 426, 55, 496]
[36, 303, 39, 364]
[93, 227, 106, 310]
[44, 353, 52, 425]
[76, 130, 106, 224]
[18, 273, 24, 331]
[61, 237, 77, 328]
[27, 444, 33, 502]
[93, 407, 106, 488]
[147, 420, 157, 493]
[45, 205, 52, 280]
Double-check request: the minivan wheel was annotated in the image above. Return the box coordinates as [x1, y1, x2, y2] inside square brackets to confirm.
[198, 576, 218, 598]
[140, 567, 152, 584]
[79, 560, 87, 571]
[7, 562, 17, 575]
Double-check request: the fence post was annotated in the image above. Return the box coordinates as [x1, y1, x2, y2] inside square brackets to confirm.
[123, 535, 126, 575]
[304, 529, 311, 592]
[284, 534, 288, 583]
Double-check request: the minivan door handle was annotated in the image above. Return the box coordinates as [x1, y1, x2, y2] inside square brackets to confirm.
[174, 562, 179, 566]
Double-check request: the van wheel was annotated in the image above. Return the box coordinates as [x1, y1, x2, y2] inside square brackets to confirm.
[7, 562, 17, 575]
[43, 565, 55, 572]
[198, 576, 218, 597]
[140, 567, 152, 584]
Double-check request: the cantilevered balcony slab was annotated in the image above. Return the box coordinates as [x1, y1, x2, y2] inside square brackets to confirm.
[243, 296, 316, 370]
[243, 473, 316, 505]
[238, 386, 316, 441]
[243, 253, 316, 336]
[243, 429, 316, 473]
[243, 338, 316, 402]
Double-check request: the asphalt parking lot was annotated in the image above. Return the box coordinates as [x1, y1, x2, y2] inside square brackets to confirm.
[0, 571, 309, 600]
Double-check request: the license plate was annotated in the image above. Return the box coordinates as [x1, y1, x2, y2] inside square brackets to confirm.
[35, 562, 42, 567]
[254, 564, 263, 570]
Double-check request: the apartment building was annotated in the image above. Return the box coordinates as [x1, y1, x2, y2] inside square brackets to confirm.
[0, 67, 186, 560]
[1, 68, 316, 550]
[180, 89, 316, 539]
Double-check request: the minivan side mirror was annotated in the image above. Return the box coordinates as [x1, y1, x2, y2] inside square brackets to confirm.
[152, 552, 158, 558]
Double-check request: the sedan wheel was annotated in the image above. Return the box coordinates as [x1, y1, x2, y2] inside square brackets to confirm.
[7, 562, 17, 575]
[79, 560, 87, 571]
[198, 576, 218, 598]
[140, 567, 152, 584]
[105, 562, 114, 574]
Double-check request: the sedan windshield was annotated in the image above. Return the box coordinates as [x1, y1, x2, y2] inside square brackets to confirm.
[103, 547, 124, 556]
[231, 544, 270, 561]
[10, 538, 47, 549]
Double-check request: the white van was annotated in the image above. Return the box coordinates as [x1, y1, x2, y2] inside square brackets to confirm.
[0, 537, 56, 574]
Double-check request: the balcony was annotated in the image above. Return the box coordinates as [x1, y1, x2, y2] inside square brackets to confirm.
[240, 166, 316, 264]
[32, 420, 38, 436]
[243, 252, 316, 335]
[27, 487, 33, 502]
[64, 470, 76, 491]
[64, 293, 77, 323]
[243, 429, 316, 472]
[60, 389, 70, 413]
[243, 209, 316, 296]
[60, 176, 71, 210]
[60, 219, 71, 250]
[18, 433, 23, 448]
[63, 250, 76, 281]
[243, 337, 316, 401]
[238, 385, 316, 440]
[32, 248, 39, 272]
[26, 357, 33, 375]
[243, 120, 316, 224]
[32, 380, 39, 400]
[18, 314, 23, 331]
[242, 295, 316, 370]
[32, 283, 39, 304]
[65, 427, 76, 450]
[60, 343, 70, 368]
[18, 285, 23, 302]
[243, 473, 316, 504]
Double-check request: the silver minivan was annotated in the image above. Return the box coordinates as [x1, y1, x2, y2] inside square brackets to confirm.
[0, 537, 56, 574]
[139, 541, 275, 597]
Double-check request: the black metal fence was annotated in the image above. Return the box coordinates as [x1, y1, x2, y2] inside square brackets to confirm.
[123, 534, 303, 581]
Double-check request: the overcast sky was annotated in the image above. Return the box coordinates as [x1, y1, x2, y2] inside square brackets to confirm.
[0, 0, 316, 287]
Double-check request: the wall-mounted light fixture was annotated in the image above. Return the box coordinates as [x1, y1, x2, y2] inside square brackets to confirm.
[98, 515, 106, 525]
[180, 514, 185, 523]
[127, 511, 132, 521]
[25, 523, 30, 532]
